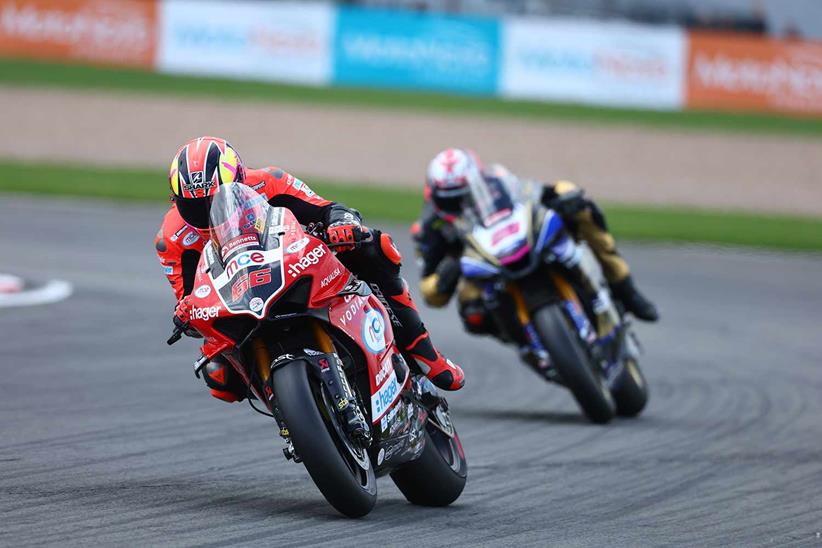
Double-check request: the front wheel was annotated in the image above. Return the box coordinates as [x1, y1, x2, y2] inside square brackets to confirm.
[533, 304, 615, 424]
[390, 408, 467, 506]
[272, 360, 377, 518]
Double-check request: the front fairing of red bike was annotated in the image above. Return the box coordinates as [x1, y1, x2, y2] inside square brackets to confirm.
[185, 207, 409, 427]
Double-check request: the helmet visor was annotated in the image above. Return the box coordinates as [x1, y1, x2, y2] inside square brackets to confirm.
[175, 195, 211, 229]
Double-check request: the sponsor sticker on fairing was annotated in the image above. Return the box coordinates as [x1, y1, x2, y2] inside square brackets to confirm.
[249, 297, 264, 312]
[380, 399, 402, 431]
[338, 295, 365, 327]
[162, 265, 173, 275]
[375, 354, 393, 385]
[286, 237, 310, 254]
[224, 250, 266, 278]
[362, 309, 386, 354]
[194, 285, 211, 298]
[286, 244, 326, 278]
[371, 367, 401, 420]
[190, 305, 220, 321]
[220, 233, 259, 258]
[320, 267, 341, 288]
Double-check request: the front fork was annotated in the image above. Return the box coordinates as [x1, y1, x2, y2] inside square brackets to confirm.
[256, 320, 372, 461]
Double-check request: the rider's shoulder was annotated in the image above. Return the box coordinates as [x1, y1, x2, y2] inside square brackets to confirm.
[244, 166, 296, 195]
[161, 204, 186, 233]
[159, 205, 205, 250]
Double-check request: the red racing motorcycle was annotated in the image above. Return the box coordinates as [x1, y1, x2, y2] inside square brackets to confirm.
[167, 183, 466, 517]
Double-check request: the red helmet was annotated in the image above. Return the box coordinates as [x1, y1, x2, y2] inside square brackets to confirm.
[426, 148, 483, 219]
[169, 136, 245, 229]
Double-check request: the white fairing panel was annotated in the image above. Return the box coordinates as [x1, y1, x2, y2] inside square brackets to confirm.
[470, 204, 530, 258]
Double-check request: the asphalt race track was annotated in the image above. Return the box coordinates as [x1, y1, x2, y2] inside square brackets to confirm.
[1, 196, 821, 547]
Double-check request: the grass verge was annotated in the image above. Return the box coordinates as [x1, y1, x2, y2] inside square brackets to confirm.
[1, 58, 820, 137]
[1, 160, 820, 252]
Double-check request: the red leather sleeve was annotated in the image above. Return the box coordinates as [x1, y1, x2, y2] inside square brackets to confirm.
[155, 208, 206, 301]
[251, 167, 333, 225]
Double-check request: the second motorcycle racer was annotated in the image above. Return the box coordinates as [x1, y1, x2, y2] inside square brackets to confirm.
[412, 148, 659, 349]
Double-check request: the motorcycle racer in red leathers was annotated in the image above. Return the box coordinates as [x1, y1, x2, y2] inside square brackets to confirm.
[155, 136, 464, 403]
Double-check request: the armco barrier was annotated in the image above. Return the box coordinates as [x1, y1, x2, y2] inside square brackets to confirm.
[686, 32, 822, 116]
[0, 0, 157, 68]
[157, 0, 333, 85]
[332, 6, 500, 95]
[500, 18, 686, 110]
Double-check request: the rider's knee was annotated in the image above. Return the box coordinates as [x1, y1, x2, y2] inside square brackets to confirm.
[203, 358, 245, 402]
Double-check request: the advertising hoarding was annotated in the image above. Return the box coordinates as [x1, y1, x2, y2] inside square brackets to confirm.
[0, 0, 157, 68]
[501, 18, 686, 110]
[687, 32, 822, 116]
[157, 0, 333, 85]
[333, 7, 500, 95]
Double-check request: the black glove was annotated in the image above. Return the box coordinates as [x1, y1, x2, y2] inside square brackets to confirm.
[545, 187, 586, 217]
[435, 256, 461, 295]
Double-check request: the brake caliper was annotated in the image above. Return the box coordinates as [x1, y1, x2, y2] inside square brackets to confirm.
[310, 350, 372, 446]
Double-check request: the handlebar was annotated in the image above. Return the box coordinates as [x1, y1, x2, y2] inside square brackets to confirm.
[167, 323, 186, 345]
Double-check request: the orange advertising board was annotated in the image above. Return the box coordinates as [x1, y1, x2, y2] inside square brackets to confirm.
[686, 32, 822, 116]
[0, 0, 157, 68]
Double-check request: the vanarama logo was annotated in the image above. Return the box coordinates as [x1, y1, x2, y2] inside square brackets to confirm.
[287, 244, 326, 278]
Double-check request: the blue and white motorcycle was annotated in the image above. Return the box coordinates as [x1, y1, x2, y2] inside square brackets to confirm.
[454, 178, 648, 424]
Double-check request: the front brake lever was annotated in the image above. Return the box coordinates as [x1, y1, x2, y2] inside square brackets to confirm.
[167, 325, 185, 345]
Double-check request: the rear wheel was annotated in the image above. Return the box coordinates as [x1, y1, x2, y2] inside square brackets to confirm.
[612, 358, 648, 417]
[390, 407, 467, 506]
[533, 304, 615, 424]
[272, 360, 376, 518]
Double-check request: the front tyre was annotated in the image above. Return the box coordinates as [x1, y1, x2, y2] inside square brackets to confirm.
[272, 360, 376, 518]
[533, 304, 615, 424]
[612, 358, 648, 417]
[390, 411, 467, 506]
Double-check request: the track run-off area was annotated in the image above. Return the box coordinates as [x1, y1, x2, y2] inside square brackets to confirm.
[1, 196, 821, 546]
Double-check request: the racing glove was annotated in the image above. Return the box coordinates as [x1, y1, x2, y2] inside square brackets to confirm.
[173, 295, 202, 338]
[327, 220, 367, 252]
[544, 185, 586, 217]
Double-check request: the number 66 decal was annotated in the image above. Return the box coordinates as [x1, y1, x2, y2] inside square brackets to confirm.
[231, 268, 272, 301]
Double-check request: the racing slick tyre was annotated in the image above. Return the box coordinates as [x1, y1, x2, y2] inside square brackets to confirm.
[533, 304, 616, 424]
[390, 422, 467, 507]
[272, 360, 377, 518]
[611, 358, 648, 417]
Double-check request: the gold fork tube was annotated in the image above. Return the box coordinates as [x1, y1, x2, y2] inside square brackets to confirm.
[253, 337, 271, 385]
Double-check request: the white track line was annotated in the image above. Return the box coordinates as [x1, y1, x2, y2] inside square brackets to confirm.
[0, 280, 73, 308]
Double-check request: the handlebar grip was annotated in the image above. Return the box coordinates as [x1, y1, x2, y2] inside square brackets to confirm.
[167, 326, 184, 346]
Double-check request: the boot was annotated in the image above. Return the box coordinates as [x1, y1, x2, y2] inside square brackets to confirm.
[406, 332, 465, 391]
[203, 359, 247, 402]
[609, 276, 659, 322]
[381, 282, 465, 391]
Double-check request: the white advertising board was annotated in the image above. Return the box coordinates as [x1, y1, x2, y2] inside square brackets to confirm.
[157, 0, 333, 85]
[501, 18, 686, 110]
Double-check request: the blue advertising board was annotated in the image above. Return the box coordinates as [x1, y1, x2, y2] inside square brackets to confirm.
[332, 7, 500, 95]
